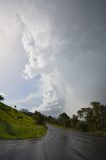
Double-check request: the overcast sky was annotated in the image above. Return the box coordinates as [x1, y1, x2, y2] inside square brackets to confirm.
[0, 0, 105, 116]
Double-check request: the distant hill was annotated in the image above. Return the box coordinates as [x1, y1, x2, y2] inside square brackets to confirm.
[0, 102, 46, 139]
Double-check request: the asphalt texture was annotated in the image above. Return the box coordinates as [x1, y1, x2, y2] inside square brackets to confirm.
[0, 124, 106, 160]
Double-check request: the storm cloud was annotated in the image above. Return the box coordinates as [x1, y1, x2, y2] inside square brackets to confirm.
[0, 0, 105, 116]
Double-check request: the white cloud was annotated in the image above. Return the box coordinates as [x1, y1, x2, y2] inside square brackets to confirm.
[31, 72, 64, 115]
[19, 15, 65, 114]
[19, 14, 52, 79]
[0, 0, 105, 116]
[19, 3, 105, 115]
[0, 92, 7, 98]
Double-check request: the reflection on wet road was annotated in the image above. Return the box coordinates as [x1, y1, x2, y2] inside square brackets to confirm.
[0, 124, 106, 160]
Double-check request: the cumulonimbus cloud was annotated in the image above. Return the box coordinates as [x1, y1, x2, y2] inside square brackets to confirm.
[19, 14, 66, 115]
[17, 0, 105, 116]
[0, 0, 105, 116]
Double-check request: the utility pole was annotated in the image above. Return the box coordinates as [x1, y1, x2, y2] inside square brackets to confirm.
[19, 116, 23, 137]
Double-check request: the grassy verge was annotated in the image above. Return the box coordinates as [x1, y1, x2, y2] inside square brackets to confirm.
[0, 102, 47, 139]
[48, 123, 106, 137]
[89, 130, 106, 137]
[48, 123, 76, 131]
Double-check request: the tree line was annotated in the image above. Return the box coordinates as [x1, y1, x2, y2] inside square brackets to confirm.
[46, 102, 106, 132]
[22, 101, 106, 132]
[0, 95, 106, 132]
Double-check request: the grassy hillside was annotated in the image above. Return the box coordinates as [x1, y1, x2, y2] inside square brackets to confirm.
[0, 102, 47, 139]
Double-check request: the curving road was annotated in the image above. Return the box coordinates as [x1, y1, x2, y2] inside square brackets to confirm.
[0, 124, 106, 160]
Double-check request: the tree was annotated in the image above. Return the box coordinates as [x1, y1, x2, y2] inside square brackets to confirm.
[77, 109, 83, 119]
[77, 102, 106, 131]
[20, 109, 29, 114]
[76, 121, 88, 131]
[0, 95, 4, 101]
[71, 114, 78, 128]
[58, 112, 71, 128]
[91, 102, 106, 130]
[33, 111, 45, 125]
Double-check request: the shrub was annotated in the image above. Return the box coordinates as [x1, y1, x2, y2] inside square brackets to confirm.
[76, 121, 88, 131]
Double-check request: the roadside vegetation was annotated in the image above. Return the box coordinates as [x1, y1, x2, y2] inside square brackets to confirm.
[0, 97, 47, 139]
[0, 94, 106, 138]
[46, 102, 106, 136]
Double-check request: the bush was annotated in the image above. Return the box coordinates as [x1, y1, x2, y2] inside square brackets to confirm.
[0, 95, 4, 101]
[76, 121, 88, 131]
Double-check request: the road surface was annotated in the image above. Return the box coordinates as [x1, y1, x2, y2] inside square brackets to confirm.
[0, 124, 106, 160]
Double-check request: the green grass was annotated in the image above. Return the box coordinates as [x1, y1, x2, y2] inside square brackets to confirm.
[0, 102, 47, 139]
[48, 123, 76, 131]
[49, 123, 106, 137]
[89, 130, 106, 137]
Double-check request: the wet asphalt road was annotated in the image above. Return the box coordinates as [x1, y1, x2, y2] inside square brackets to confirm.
[0, 124, 106, 160]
